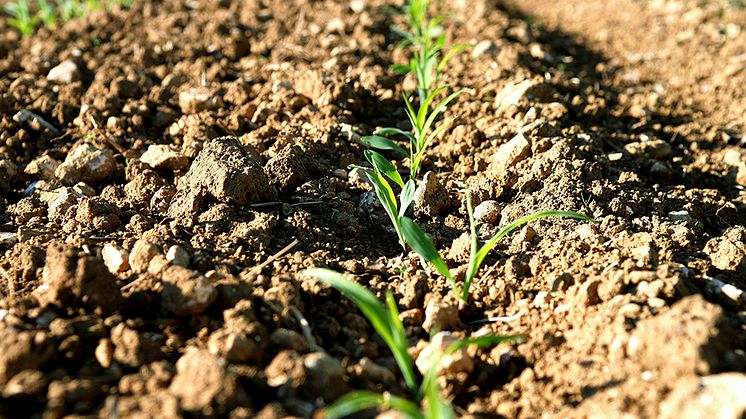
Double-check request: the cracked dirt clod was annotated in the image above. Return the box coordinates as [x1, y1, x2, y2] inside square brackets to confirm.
[54, 144, 117, 186]
[161, 265, 217, 316]
[414, 171, 453, 217]
[168, 347, 242, 413]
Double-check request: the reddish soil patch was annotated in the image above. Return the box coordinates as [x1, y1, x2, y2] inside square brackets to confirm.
[0, 0, 745, 418]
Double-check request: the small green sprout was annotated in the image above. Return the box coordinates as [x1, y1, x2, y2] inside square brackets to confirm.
[303, 268, 521, 419]
[4, 0, 38, 36]
[37, 0, 57, 29]
[401, 197, 593, 305]
[57, 0, 84, 22]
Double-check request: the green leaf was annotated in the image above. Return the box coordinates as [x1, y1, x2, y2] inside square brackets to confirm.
[392, 63, 413, 74]
[437, 43, 472, 74]
[361, 135, 408, 156]
[303, 269, 418, 393]
[363, 166, 404, 248]
[423, 376, 453, 419]
[373, 127, 416, 143]
[446, 334, 524, 354]
[421, 89, 465, 141]
[399, 180, 415, 218]
[366, 150, 404, 188]
[416, 85, 448, 135]
[467, 211, 594, 287]
[322, 391, 423, 419]
[463, 195, 479, 302]
[399, 217, 459, 297]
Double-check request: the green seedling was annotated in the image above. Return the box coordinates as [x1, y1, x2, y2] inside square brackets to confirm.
[304, 268, 521, 419]
[401, 197, 593, 305]
[5, 0, 38, 36]
[37, 0, 57, 28]
[57, 0, 84, 22]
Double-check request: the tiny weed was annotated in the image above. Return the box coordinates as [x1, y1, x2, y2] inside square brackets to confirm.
[4, 0, 38, 36]
[303, 268, 521, 418]
[4, 0, 135, 36]
[37, 0, 57, 28]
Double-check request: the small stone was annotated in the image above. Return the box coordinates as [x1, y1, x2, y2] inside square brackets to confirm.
[533, 291, 549, 308]
[608, 152, 623, 161]
[269, 329, 310, 353]
[490, 133, 531, 171]
[414, 171, 452, 217]
[723, 148, 744, 166]
[514, 225, 535, 243]
[47, 60, 80, 83]
[111, 323, 162, 367]
[473, 200, 501, 224]
[178, 87, 223, 114]
[624, 139, 672, 160]
[24, 155, 60, 180]
[169, 347, 240, 413]
[415, 332, 474, 377]
[140, 145, 189, 171]
[166, 245, 189, 267]
[55, 144, 116, 186]
[351, 358, 396, 385]
[332, 168, 348, 179]
[128, 240, 160, 274]
[0, 232, 17, 248]
[471, 40, 497, 57]
[95, 339, 114, 368]
[302, 352, 347, 401]
[575, 280, 601, 307]
[632, 245, 658, 266]
[73, 182, 96, 197]
[575, 223, 598, 240]
[102, 244, 130, 274]
[668, 210, 693, 223]
[423, 294, 459, 333]
[161, 266, 217, 316]
[495, 80, 550, 111]
[208, 329, 260, 363]
[704, 226, 746, 272]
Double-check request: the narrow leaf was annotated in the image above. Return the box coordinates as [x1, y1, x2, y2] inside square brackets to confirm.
[322, 391, 423, 419]
[366, 150, 404, 188]
[361, 135, 408, 156]
[399, 217, 455, 289]
[373, 127, 416, 143]
[399, 180, 416, 217]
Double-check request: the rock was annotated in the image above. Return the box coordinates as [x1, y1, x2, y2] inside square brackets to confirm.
[161, 265, 217, 316]
[73, 182, 96, 197]
[473, 200, 502, 224]
[660, 373, 746, 419]
[490, 133, 531, 171]
[167, 137, 275, 222]
[111, 323, 162, 367]
[35, 243, 122, 313]
[3, 369, 47, 397]
[169, 347, 241, 413]
[624, 139, 672, 160]
[102, 244, 130, 274]
[208, 326, 263, 363]
[166, 245, 189, 267]
[723, 148, 744, 166]
[414, 171, 453, 217]
[0, 232, 17, 248]
[495, 80, 551, 111]
[24, 155, 60, 180]
[668, 210, 693, 223]
[265, 350, 347, 402]
[574, 280, 600, 307]
[350, 357, 397, 385]
[139, 145, 189, 171]
[47, 187, 84, 222]
[128, 239, 160, 274]
[95, 339, 114, 368]
[423, 294, 460, 333]
[269, 328, 310, 353]
[47, 60, 80, 83]
[704, 226, 746, 272]
[55, 144, 116, 186]
[415, 332, 474, 378]
[75, 198, 122, 232]
[471, 40, 497, 57]
[0, 329, 54, 385]
[178, 87, 223, 114]
[264, 145, 309, 191]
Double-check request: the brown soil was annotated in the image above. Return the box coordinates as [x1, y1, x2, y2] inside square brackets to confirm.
[1, 0, 745, 418]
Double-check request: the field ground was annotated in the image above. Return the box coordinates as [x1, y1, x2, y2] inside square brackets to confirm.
[0, 0, 745, 417]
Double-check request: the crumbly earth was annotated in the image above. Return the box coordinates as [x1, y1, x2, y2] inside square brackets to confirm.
[1, 0, 745, 418]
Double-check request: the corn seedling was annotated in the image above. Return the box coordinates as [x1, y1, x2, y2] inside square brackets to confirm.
[401, 197, 593, 305]
[57, 0, 84, 21]
[37, 0, 57, 28]
[303, 268, 521, 419]
[4, 0, 38, 36]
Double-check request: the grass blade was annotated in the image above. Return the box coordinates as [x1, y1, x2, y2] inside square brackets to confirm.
[361, 135, 408, 156]
[373, 127, 416, 143]
[399, 179, 416, 217]
[399, 217, 460, 298]
[421, 89, 465, 140]
[366, 150, 405, 188]
[322, 391, 423, 419]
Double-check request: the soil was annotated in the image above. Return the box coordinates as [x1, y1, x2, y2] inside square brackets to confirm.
[1, 0, 745, 418]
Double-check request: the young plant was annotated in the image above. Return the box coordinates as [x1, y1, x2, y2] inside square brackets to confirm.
[57, 0, 84, 22]
[401, 197, 593, 305]
[4, 0, 38, 36]
[37, 0, 57, 29]
[303, 268, 521, 419]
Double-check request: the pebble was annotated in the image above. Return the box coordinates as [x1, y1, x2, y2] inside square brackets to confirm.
[413, 171, 452, 217]
[0, 232, 17, 248]
[128, 240, 160, 274]
[101, 244, 130, 274]
[54, 144, 116, 186]
[659, 373, 746, 419]
[46, 60, 80, 83]
[94, 339, 114, 368]
[624, 139, 672, 160]
[490, 133, 531, 171]
[471, 40, 497, 57]
[668, 210, 693, 223]
[139, 145, 189, 171]
[723, 148, 744, 166]
[473, 200, 502, 224]
[73, 182, 96, 197]
[574, 280, 601, 307]
[208, 329, 259, 363]
[161, 266, 217, 316]
[495, 80, 548, 111]
[178, 87, 223, 114]
[302, 352, 347, 401]
[415, 332, 474, 377]
[24, 155, 60, 180]
[165, 245, 189, 267]
[423, 294, 459, 333]
[332, 168, 348, 179]
[704, 226, 746, 272]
